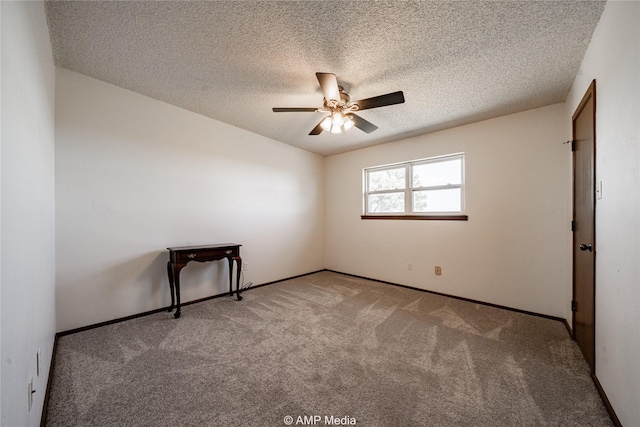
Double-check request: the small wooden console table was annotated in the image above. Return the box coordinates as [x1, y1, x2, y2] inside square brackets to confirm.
[167, 243, 242, 318]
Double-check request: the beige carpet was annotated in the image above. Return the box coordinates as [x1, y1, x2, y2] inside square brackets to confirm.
[45, 271, 612, 426]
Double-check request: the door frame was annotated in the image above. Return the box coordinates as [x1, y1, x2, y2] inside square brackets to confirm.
[571, 79, 596, 372]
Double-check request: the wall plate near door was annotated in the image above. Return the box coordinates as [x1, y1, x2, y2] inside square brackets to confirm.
[28, 377, 34, 411]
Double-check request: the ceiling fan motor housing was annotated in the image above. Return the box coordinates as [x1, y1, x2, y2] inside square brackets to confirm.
[338, 86, 350, 103]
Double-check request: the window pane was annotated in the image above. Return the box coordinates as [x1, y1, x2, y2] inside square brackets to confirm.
[368, 167, 405, 191]
[413, 188, 461, 212]
[413, 158, 462, 188]
[368, 192, 405, 213]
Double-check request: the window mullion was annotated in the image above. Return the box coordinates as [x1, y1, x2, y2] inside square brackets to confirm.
[413, 183, 462, 191]
[368, 189, 405, 195]
[405, 164, 411, 214]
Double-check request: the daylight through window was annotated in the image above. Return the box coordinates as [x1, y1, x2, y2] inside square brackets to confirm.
[363, 154, 465, 217]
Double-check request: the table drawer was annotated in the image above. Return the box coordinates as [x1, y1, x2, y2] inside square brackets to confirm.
[173, 247, 239, 263]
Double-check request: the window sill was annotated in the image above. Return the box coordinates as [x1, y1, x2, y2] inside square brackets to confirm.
[361, 215, 468, 221]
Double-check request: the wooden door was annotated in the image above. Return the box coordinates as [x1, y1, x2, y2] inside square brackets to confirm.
[572, 80, 596, 373]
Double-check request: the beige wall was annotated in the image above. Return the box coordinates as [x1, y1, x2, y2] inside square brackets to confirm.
[565, 1, 640, 425]
[55, 68, 325, 332]
[1, 2, 57, 426]
[324, 103, 571, 319]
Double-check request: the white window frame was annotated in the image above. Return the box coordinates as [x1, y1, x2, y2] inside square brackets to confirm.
[363, 153, 466, 219]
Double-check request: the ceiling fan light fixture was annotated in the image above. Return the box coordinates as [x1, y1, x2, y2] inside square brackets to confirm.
[320, 116, 332, 131]
[332, 112, 344, 128]
[343, 115, 354, 131]
[321, 112, 353, 134]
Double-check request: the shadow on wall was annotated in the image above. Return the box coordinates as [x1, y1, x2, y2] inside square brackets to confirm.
[58, 248, 242, 331]
[85, 250, 233, 319]
[91, 251, 169, 311]
[150, 251, 233, 307]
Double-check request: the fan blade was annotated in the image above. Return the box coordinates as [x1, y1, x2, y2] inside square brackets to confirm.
[273, 107, 318, 112]
[353, 91, 405, 111]
[309, 120, 325, 135]
[316, 72, 341, 103]
[350, 114, 378, 134]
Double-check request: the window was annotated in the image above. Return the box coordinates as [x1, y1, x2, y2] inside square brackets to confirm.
[363, 154, 467, 220]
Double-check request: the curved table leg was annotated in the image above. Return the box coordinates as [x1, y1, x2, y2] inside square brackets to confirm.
[227, 257, 234, 296]
[172, 263, 184, 318]
[234, 256, 242, 301]
[167, 261, 175, 312]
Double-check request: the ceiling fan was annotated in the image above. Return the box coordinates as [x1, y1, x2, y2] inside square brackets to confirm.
[273, 72, 405, 135]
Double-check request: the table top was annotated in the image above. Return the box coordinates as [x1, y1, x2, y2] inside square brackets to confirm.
[167, 243, 242, 251]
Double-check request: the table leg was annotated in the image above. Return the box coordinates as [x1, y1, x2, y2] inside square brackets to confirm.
[166, 262, 175, 312]
[234, 256, 242, 301]
[172, 264, 184, 319]
[227, 257, 233, 296]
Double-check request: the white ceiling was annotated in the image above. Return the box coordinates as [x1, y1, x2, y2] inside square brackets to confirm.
[45, 1, 606, 156]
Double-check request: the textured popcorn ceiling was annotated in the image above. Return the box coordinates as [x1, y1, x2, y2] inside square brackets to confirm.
[45, 1, 606, 156]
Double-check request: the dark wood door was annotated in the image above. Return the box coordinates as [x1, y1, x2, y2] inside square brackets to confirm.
[572, 80, 596, 373]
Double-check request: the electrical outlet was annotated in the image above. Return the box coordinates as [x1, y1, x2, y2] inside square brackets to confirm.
[435, 266, 442, 275]
[28, 377, 34, 411]
[242, 262, 248, 271]
[407, 262, 413, 270]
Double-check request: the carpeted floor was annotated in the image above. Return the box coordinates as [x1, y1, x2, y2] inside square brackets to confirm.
[45, 271, 612, 426]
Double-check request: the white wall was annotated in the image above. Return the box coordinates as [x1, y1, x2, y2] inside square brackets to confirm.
[55, 68, 325, 332]
[565, 1, 640, 425]
[325, 103, 571, 319]
[1, 2, 57, 426]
